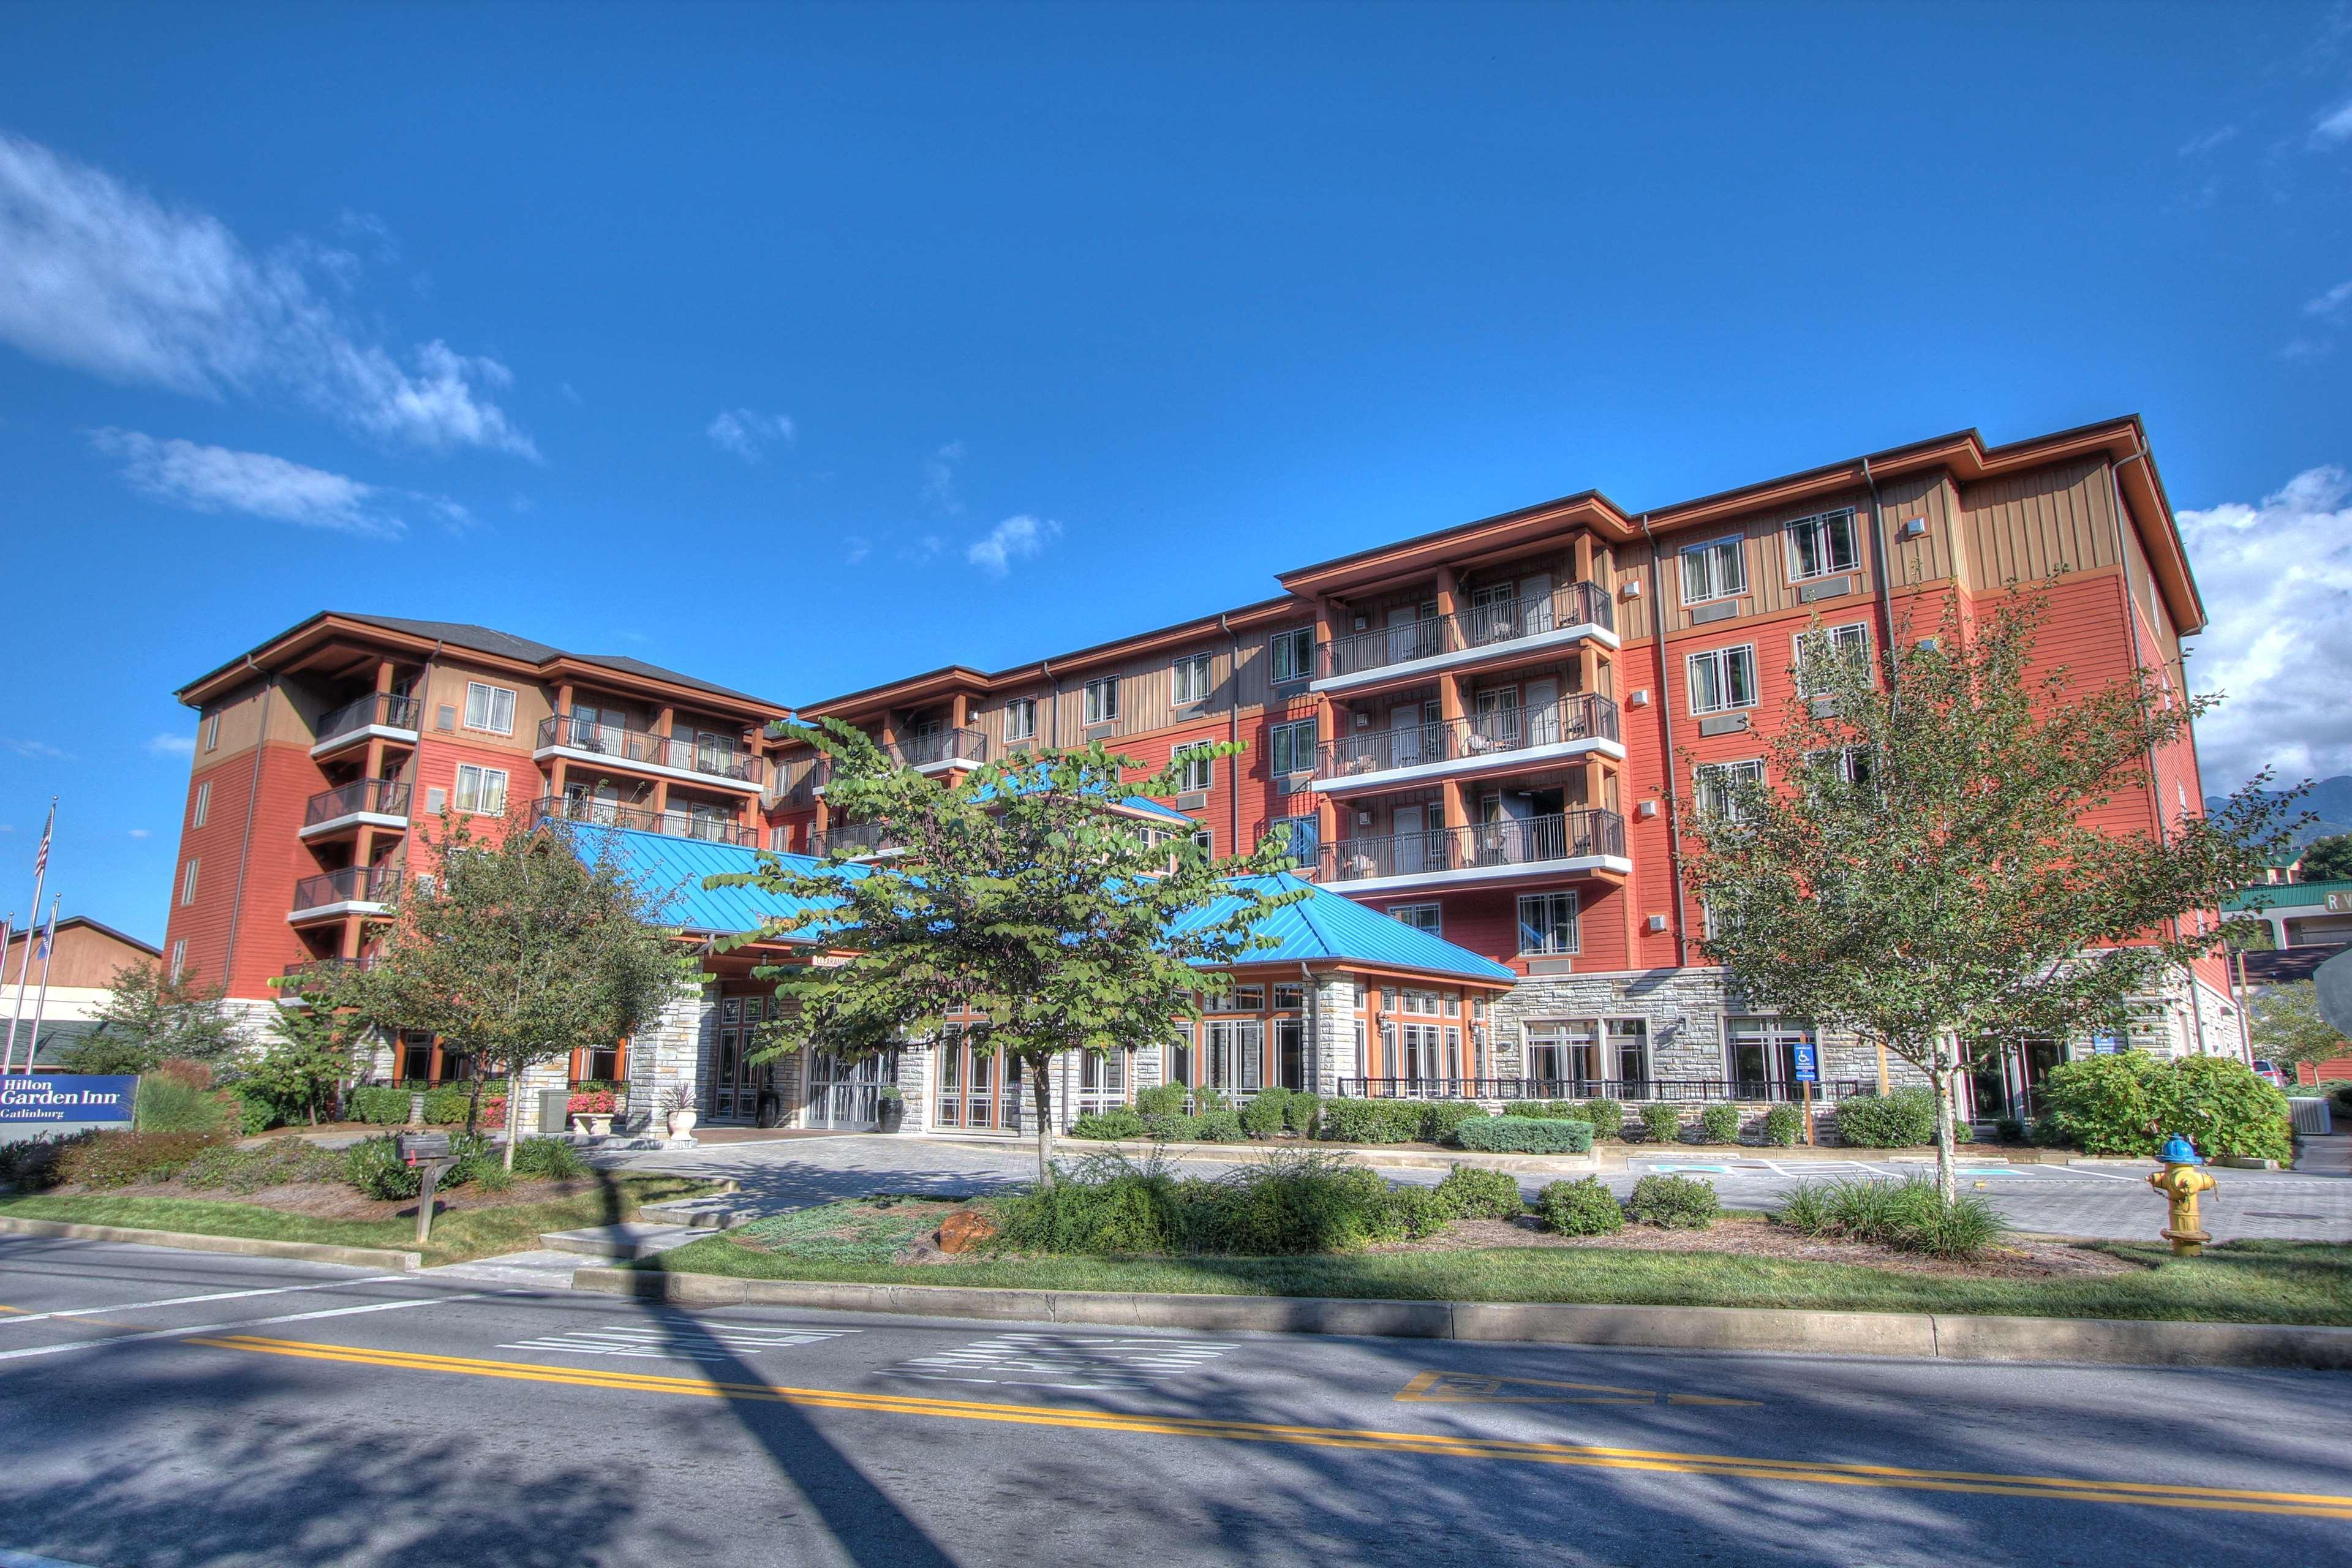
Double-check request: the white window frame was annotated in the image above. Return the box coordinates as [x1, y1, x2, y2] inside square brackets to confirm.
[464, 681, 517, 736]
[1516, 891, 1580, 956]
[1686, 643, 1758, 714]
[1695, 758, 1766, 821]
[1793, 622, 1872, 698]
[1191, 827, 1215, 856]
[1784, 507, 1861, 581]
[1726, 1016, 1814, 1088]
[202, 712, 221, 752]
[1679, 535, 1746, 605]
[454, 764, 510, 816]
[191, 780, 211, 828]
[168, 938, 187, 983]
[1271, 813, 1318, 865]
[1172, 742, 1216, 793]
[1004, 698, 1036, 744]
[1268, 716, 1316, 777]
[1084, 676, 1119, 726]
[1268, 628, 1314, 685]
[1170, 653, 1215, 706]
[179, 858, 200, 906]
[1390, 902, 1442, 937]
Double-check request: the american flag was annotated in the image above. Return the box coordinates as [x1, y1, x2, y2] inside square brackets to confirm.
[31, 801, 53, 878]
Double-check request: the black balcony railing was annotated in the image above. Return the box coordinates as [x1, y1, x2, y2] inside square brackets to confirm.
[1321, 581, 1613, 680]
[889, 727, 987, 769]
[1318, 807, 1626, 883]
[315, 691, 421, 745]
[291, 864, 399, 912]
[1317, 694, 1620, 781]
[303, 777, 412, 827]
[805, 820, 901, 858]
[536, 714, 764, 786]
[532, 794, 759, 847]
[1337, 1077, 1867, 1104]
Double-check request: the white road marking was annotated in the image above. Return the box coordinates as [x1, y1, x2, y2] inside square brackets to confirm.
[503, 1320, 861, 1362]
[0, 1276, 408, 1327]
[885, 1332, 1237, 1390]
[0, 1291, 493, 1363]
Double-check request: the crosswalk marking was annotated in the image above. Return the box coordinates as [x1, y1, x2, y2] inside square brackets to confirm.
[884, 1332, 1237, 1390]
[503, 1319, 860, 1362]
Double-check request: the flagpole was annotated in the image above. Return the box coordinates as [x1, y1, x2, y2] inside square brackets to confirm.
[0, 916, 13, 1072]
[24, 897, 59, 1076]
[2, 798, 56, 1075]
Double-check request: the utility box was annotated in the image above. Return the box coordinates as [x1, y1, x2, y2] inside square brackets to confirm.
[538, 1087, 572, 1137]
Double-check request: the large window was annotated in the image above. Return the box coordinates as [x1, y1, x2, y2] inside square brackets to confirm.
[1516, 891, 1580, 955]
[1084, 676, 1119, 725]
[179, 858, 200, 906]
[167, 939, 187, 983]
[1268, 627, 1314, 684]
[1694, 758, 1765, 821]
[464, 681, 516, 736]
[1679, 536, 1746, 604]
[454, 764, 509, 816]
[1171, 653, 1214, 706]
[191, 780, 211, 828]
[1793, 622, 1871, 697]
[1785, 508, 1860, 580]
[1004, 698, 1036, 744]
[1271, 813, 1319, 865]
[1172, 741, 1216, 793]
[1269, 716, 1316, 778]
[1390, 902, 1442, 937]
[1687, 644, 1757, 714]
[1205, 1019, 1264, 1091]
[1727, 1017, 1813, 1090]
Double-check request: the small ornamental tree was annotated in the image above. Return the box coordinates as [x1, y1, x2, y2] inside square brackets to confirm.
[363, 807, 693, 1169]
[1681, 590, 2301, 1201]
[248, 976, 372, 1125]
[712, 723, 1306, 1185]
[2248, 981, 2350, 1079]
[67, 960, 243, 1074]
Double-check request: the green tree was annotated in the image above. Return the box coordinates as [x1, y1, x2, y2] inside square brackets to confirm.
[2248, 981, 2350, 1077]
[714, 724, 1306, 1184]
[362, 807, 693, 1169]
[1681, 591, 2299, 1201]
[247, 973, 372, 1125]
[2221, 917, 2275, 952]
[2298, 832, 2352, 882]
[65, 960, 243, 1075]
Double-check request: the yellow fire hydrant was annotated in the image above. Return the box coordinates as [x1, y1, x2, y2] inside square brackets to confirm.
[2148, 1134, 2216, 1257]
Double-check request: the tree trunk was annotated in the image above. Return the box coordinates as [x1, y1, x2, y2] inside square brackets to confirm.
[502, 1061, 523, 1172]
[1930, 1042, 1959, 1206]
[1031, 1057, 1056, 1189]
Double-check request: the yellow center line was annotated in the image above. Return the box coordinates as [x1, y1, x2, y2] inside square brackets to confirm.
[190, 1335, 2352, 1521]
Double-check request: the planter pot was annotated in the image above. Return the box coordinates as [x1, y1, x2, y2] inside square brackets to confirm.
[877, 1099, 907, 1134]
[585, 1114, 613, 1136]
[668, 1109, 698, 1139]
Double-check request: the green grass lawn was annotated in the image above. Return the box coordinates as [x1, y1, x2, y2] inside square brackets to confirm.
[0, 1175, 719, 1265]
[639, 1228, 2352, 1327]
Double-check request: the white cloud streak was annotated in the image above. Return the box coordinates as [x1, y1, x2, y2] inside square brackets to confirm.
[2180, 466, 2352, 790]
[146, 733, 196, 756]
[922, 440, 967, 514]
[0, 134, 535, 457]
[2314, 97, 2352, 147]
[90, 429, 466, 540]
[965, 514, 1060, 576]
[706, 409, 796, 462]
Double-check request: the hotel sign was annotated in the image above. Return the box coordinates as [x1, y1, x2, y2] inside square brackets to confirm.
[0, 1075, 137, 1126]
[2326, 892, 2352, 914]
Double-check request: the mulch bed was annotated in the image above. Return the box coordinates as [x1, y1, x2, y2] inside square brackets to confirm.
[45, 1175, 617, 1221]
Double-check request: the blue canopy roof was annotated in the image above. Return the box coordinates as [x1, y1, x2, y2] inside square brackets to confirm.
[569, 828, 1512, 983]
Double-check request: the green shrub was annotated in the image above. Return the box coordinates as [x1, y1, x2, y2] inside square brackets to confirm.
[228, 1083, 285, 1135]
[1993, 1116, 2027, 1144]
[1192, 1085, 1231, 1114]
[1453, 1115, 1593, 1153]
[342, 1135, 454, 1200]
[1239, 1087, 1291, 1139]
[2039, 1053, 2292, 1161]
[1283, 1092, 1322, 1137]
[1434, 1165, 1526, 1219]
[181, 1136, 348, 1193]
[1625, 1173, 1717, 1229]
[1316, 1098, 1427, 1145]
[1777, 1175, 2005, 1261]
[1379, 1182, 1457, 1239]
[993, 1153, 1185, 1254]
[1193, 1109, 1246, 1143]
[2324, 1080, 2352, 1114]
[1637, 1104, 1683, 1143]
[509, 1137, 590, 1179]
[348, 1085, 414, 1125]
[1193, 1151, 1400, 1254]
[1833, 1088, 1940, 1148]
[56, 1129, 230, 1188]
[0, 1131, 92, 1191]
[1537, 1176, 1624, 1236]
[1578, 1098, 1624, 1141]
[1071, 1108, 1147, 1140]
[1141, 1112, 1199, 1142]
[1760, 1104, 1801, 1147]
[1420, 1101, 1484, 1145]
[1775, 1181, 1838, 1237]
[135, 1074, 227, 1133]
[422, 1085, 473, 1126]
[1133, 1084, 1189, 1117]
[469, 1161, 514, 1194]
[1697, 1105, 1741, 1144]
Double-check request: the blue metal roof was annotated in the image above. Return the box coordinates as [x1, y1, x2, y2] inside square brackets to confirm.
[965, 763, 1196, 824]
[571, 830, 1511, 983]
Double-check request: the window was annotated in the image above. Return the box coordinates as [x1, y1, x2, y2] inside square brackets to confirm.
[1517, 891, 1580, 955]
[1005, 698, 1036, 744]
[1173, 742, 1216, 793]
[1400, 988, 1440, 1016]
[1268, 627, 1314, 684]
[1679, 536, 1746, 604]
[191, 780, 211, 828]
[1785, 508, 1861, 580]
[1269, 717, 1316, 778]
[1265, 813, 1317, 867]
[1191, 827, 1215, 856]
[1273, 982, 1306, 1011]
[1390, 902, 1442, 936]
[1804, 745, 1874, 788]
[1794, 622, 1871, 697]
[1608, 1019, 1650, 1084]
[1686, 644, 1757, 714]
[179, 858, 200, 906]
[167, 939, 187, 983]
[454, 764, 509, 816]
[202, 711, 221, 752]
[1084, 676, 1119, 725]
[1171, 653, 1214, 706]
[1727, 1017, 1814, 1088]
[1231, 984, 1265, 1010]
[464, 682, 516, 735]
[1695, 758, 1765, 820]
[1205, 1018, 1264, 1090]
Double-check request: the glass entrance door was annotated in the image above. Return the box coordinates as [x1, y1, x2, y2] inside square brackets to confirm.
[935, 1023, 1023, 1132]
[807, 1050, 890, 1129]
[708, 995, 771, 1121]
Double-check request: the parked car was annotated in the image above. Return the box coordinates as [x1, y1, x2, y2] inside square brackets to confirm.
[2252, 1058, 2288, 1090]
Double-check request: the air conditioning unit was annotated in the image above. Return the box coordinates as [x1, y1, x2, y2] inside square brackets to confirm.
[1621, 579, 1642, 598]
[425, 787, 447, 813]
[1627, 689, 1650, 707]
[1637, 800, 1659, 820]
[1646, 914, 1668, 933]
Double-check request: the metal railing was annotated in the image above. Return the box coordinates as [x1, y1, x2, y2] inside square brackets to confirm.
[806, 820, 901, 858]
[536, 713, 764, 786]
[1321, 581, 1613, 680]
[291, 864, 400, 911]
[303, 777, 412, 826]
[532, 794, 759, 846]
[1338, 1077, 1866, 1104]
[1318, 807, 1626, 883]
[1317, 694, 1619, 780]
[889, 727, 987, 769]
[315, 691, 421, 745]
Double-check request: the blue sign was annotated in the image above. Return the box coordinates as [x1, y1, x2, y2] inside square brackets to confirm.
[0, 1075, 137, 1125]
[1792, 1042, 1819, 1084]
[2090, 1033, 2121, 1056]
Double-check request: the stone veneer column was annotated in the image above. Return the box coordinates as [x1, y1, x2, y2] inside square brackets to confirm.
[1312, 975, 1358, 1099]
[627, 976, 716, 1133]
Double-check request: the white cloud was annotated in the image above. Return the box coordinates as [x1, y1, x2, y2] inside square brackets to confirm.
[2313, 97, 2352, 147]
[706, 409, 796, 462]
[922, 440, 967, 514]
[965, 514, 1060, 577]
[146, 732, 196, 756]
[2180, 466, 2352, 791]
[843, 535, 872, 567]
[127, 828, 149, 839]
[3, 739, 72, 760]
[2179, 125, 2240, 157]
[2304, 277, 2352, 318]
[0, 134, 535, 458]
[90, 429, 466, 540]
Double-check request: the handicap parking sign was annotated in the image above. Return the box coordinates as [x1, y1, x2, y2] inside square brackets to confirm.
[1792, 1042, 1819, 1084]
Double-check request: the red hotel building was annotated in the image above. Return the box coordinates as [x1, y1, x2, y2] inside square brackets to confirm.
[163, 417, 2239, 1134]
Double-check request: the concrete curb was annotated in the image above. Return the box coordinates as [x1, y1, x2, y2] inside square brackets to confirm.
[0, 1215, 423, 1272]
[969, 1138, 1605, 1175]
[568, 1267, 2352, 1370]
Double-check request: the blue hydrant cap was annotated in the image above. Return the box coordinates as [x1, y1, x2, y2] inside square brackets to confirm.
[2158, 1134, 2203, 1165]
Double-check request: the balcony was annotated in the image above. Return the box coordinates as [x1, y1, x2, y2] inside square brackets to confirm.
[889, 727, 987, 771]
[805, 820, 903, 859]
[534, 714, 764, 793]
[1314, 581, 1616, 695]
[300, 777, 412, 838]
[288, 864, 399, 920]
[311, 692, 422, 758]
[1317, 807, 1629, 893]
[1337, 1076, 1866, 1104]
[1312, 695, 1623, 796]
[531, 794, 759, 847]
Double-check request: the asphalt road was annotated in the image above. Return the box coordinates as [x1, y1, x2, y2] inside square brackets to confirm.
[2, 1236, 2346, 1567]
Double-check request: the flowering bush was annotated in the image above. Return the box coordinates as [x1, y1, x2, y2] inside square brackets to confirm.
[568, 1090, 617, 1115]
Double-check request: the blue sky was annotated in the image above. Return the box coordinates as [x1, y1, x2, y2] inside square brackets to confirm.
[4, 1, 2351, 943]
